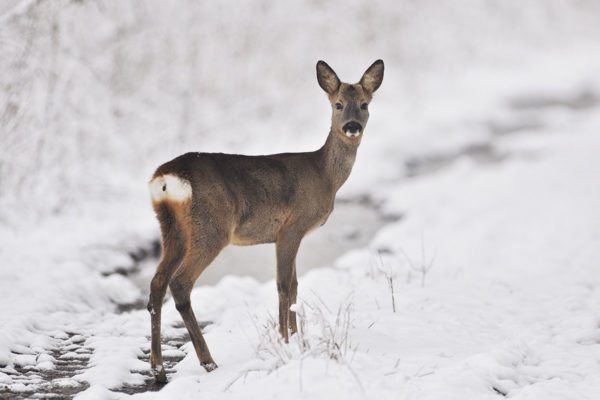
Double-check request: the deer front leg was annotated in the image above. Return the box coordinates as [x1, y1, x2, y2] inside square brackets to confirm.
[276, 230, 302, 342]
[289, 266, 298, 335]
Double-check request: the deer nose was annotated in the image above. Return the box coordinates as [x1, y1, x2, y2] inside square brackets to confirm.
[342, 121, 363, 135]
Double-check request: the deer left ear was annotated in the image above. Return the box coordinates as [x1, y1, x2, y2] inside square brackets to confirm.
[360, 59, 384, 94]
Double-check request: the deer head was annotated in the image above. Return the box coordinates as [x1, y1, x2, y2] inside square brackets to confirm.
[316, 59, 384, 142]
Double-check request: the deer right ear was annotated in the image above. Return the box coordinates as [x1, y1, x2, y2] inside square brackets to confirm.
[316, 61, 340, 95]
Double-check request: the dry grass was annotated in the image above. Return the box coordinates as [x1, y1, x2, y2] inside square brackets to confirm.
[225, 294, 362, 392]
[255, 293, 356, 365]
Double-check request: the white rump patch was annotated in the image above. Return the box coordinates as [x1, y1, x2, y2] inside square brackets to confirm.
[149, 174, 192, 203]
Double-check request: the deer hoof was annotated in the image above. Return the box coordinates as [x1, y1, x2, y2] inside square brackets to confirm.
[153, 365, 167, 384]
[202, 362, 218, 372]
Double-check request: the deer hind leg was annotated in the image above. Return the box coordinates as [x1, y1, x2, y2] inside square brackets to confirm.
[169, 242, 225, 372]
[276, 229, 302, 342]
[148, 205, 185, 383]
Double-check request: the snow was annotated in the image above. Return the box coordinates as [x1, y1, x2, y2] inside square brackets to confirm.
[2, 0, 600, 399]
[66, 122, 600, 399]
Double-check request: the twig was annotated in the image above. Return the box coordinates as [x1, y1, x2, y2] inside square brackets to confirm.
[377, 250, 396, 312]
[396, 237, 436, 288]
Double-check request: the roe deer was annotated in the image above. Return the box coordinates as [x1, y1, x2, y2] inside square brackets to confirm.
[147, 59, 384, 383]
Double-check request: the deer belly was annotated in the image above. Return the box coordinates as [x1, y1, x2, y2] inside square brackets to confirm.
[307, 211, 331, 234]
[230, 212, 284, 246]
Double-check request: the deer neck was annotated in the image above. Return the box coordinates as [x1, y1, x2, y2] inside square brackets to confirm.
[318, 129, 360, 192]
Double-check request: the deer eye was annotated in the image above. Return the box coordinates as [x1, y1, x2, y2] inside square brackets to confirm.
[361, 103, 368, 110]
[335, 103, 343, 110]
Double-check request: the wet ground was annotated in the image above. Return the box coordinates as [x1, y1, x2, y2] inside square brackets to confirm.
[115, 321, 210, 397]
[0, 332, 90, 399]
[0, 323, 201, 399]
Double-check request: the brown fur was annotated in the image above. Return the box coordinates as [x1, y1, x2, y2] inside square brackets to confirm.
[147, 60, 384, 383]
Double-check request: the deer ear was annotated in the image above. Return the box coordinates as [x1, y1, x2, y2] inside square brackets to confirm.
[316, 60, 341, 95]
[360, 59, 384, 94]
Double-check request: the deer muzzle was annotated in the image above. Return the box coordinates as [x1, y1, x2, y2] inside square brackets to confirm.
[342, 121, 363, 138]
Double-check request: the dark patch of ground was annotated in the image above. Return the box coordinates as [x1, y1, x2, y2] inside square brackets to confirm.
[0, 332, 90, 399]
[509, 89, 598, 111]
[404, 142, 507, 178]
[112, 321, 210, 396]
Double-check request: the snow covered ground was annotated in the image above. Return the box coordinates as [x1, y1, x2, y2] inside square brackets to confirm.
[2, 1, 600, 399]
[3, 59, 600, 398]
[76, 86, 600, 399]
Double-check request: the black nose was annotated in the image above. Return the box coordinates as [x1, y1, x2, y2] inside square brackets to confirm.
[342, 121, 363, 134]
